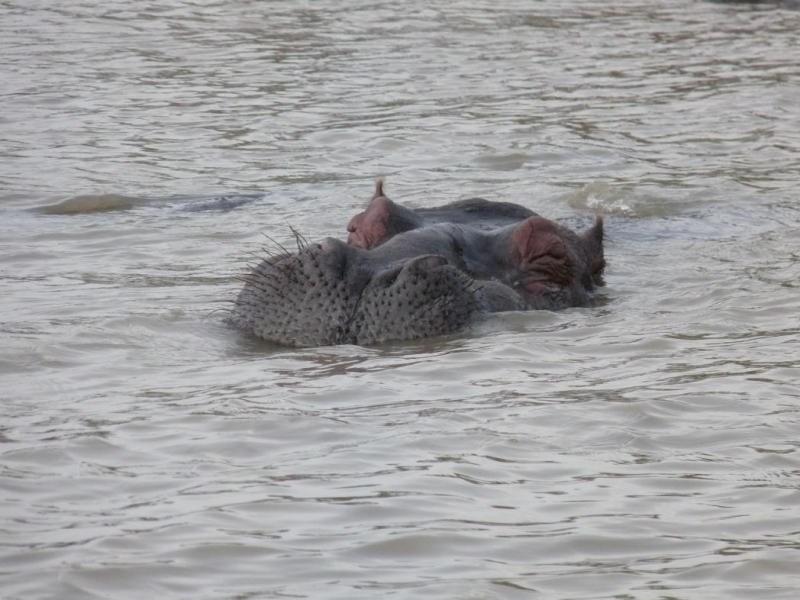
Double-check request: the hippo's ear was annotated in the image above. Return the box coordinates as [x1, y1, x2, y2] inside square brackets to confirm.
[509, 216, 573, 285]
[583, 215, 603, 252]
[509, 216, 560, 264]
[373, 176, 387, 200]
[582, 215, 605, 283]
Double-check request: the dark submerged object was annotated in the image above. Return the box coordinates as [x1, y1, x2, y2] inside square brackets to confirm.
[231, 179, 605, 347]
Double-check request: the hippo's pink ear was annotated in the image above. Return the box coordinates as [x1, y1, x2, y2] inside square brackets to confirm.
[510, 216, 563, 263]
[509, 217, 572, 285]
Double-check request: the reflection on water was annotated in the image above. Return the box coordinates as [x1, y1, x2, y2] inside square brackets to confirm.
[36, 194, 144, 214]
[2, 0, 800, 598]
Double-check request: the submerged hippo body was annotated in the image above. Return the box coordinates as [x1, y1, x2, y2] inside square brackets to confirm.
[231, 180, 605, 347]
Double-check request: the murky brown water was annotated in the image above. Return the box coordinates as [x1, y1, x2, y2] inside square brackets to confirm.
[2, 1, 800, 598]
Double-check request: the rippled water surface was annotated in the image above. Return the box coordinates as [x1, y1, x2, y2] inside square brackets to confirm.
[2, 1, 800, 598]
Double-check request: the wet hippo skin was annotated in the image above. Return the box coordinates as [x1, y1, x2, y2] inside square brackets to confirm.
[230, 179, 605, 347]
[347, 178, 537, 249]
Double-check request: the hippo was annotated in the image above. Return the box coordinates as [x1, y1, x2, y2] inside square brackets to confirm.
[230, 179, 605, 347]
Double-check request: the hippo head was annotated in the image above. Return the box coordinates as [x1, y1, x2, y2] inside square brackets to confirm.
[230, 238, 488, 347]
[231, 181, 606, 347]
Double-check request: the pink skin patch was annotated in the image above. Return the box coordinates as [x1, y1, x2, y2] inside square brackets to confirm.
[347, 195, 394, 250]
[509, 217, 573, 295]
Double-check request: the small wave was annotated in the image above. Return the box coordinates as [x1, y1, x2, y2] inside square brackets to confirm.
[36, 194, 142, 215]
[472, 153, 530, 171]
[180, 195, 264, 213]
[565, 182, 676, 218]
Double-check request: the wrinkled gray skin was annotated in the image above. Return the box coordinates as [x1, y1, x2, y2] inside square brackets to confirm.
[346, 179, 537, 250]
[231, 180, 605, 347]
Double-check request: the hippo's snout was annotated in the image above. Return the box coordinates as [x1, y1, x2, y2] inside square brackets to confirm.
[231, 244, 485, 347]
[351, 254, 482, 345]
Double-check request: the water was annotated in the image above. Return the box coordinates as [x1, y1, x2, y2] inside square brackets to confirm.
[2, 1, 800, 598]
